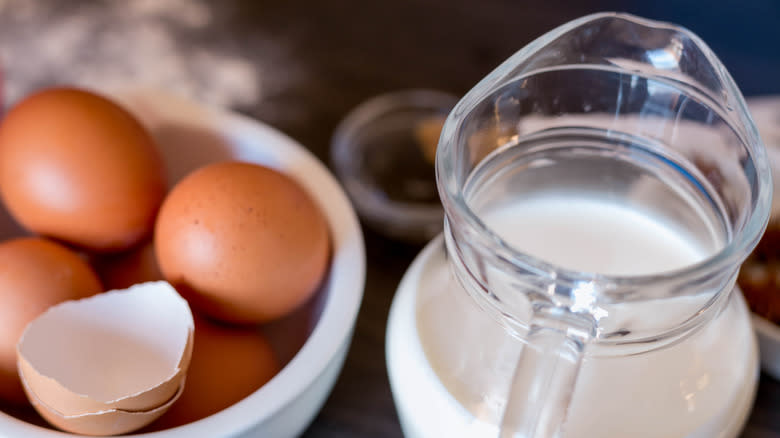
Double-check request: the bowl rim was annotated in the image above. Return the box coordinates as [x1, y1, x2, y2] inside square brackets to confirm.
[0, 90, 366, 437]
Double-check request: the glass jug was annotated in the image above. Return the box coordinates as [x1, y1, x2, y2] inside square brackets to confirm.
[386, 12, 772, 438]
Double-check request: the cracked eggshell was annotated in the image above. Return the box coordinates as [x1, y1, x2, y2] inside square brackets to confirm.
[16, 281, 193, 424]
[22, 378, 184, 436]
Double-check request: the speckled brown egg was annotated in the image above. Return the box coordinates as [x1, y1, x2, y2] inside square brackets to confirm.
[0, 88, 166, 253]
[0, 237, 102, 405]
[148, 316, 279, 430]
[155, 161, 330, 324]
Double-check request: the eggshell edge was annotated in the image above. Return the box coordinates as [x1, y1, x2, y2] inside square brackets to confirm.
[21, 376, 185, 436]
[16, 282, 194, 416]
[18, 329, 193, 415]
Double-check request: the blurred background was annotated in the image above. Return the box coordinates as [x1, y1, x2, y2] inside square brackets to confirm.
[0, 1, 778, 437]
[1, 0, 778, 163]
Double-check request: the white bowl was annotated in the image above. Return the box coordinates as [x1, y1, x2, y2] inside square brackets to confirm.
[0, 90, 366, 437]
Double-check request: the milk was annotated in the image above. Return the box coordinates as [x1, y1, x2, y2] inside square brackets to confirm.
[481, 196, 706, 276]
[386, 195, 758, 438]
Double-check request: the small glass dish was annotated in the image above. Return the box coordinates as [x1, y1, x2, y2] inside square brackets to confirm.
[331, 89, 458, 243]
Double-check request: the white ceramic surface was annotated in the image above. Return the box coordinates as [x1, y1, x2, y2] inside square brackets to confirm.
[747, 96, 780, 381]
[387, 236, 757, 438]
[0, 89, 366, 437]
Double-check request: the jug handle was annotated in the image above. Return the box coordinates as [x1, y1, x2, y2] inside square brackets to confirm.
[500, 308, 592, 438]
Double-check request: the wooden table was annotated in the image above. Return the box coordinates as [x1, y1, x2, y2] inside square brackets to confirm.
[2, 0, 778, 436]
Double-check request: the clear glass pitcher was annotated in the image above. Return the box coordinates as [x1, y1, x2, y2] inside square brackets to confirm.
[387, 12, 773, 438]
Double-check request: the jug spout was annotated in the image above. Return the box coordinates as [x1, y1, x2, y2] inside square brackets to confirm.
[482, 11, 747, 112]
[500, 307, 593, 438]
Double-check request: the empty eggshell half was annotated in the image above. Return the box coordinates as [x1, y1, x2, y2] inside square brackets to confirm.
[17, 281, 194, 426]
[21, 376, 184, 436]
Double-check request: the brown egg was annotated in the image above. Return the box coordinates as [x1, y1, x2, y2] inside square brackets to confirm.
[150, 316, 279, 429]
[94, 240, 163, 290]
[155, 161, 330, 324]
[0, 237, 102, 404]
[0, 88, 166, 253]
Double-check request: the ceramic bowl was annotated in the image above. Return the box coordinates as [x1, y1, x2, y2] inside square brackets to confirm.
[0, 89, 366, 437]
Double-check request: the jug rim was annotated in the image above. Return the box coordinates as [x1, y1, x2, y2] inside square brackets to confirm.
[435, 12, 773, 296]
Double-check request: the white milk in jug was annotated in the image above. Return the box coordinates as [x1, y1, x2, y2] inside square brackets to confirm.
[386, 194, 758, 438]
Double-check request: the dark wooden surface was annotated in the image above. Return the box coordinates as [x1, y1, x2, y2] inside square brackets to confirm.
[1, 1, 778, 436]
